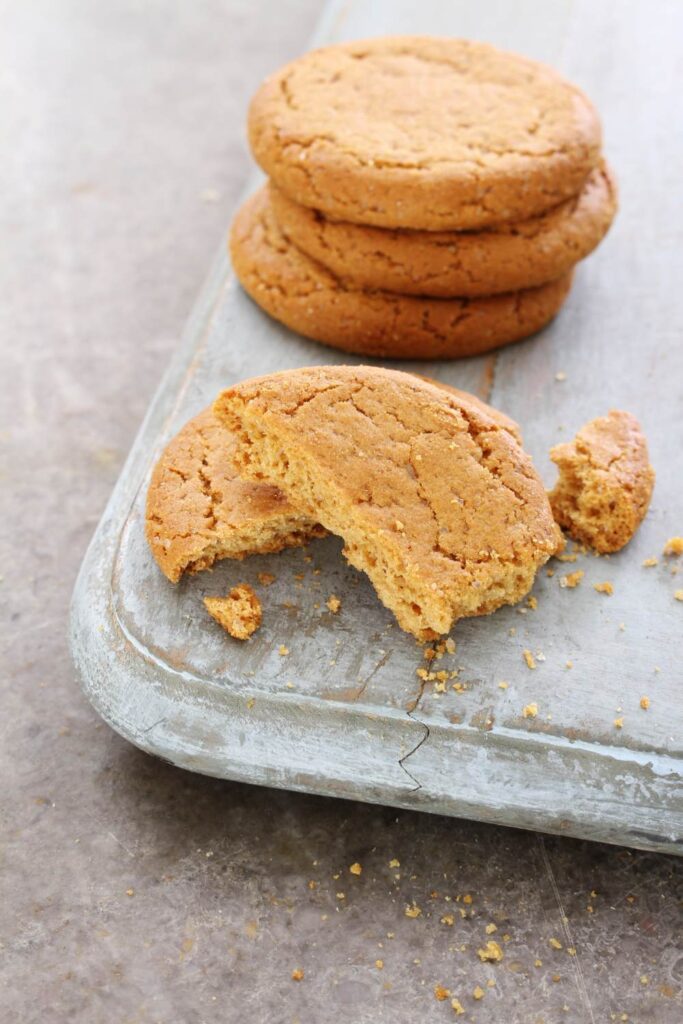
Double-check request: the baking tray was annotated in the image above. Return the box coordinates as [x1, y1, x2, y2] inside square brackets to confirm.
[70, 0, 683, 855]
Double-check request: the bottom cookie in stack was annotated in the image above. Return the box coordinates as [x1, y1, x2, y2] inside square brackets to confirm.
[230, 187, 573, 360]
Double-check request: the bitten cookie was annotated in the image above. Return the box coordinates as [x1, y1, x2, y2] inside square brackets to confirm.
[548, 410, 655, 553]
[248, 36, 601, 230]
[230, 188, 573, 359]
[269, 164, 617, 298]
[145, 408, 324, 582]
[214, 366, 562, 640]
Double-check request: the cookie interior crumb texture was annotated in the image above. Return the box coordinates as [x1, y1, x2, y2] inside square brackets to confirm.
[204, 585, 262, 640]
[548, 410, 655, 553]
[248, 36, 602, 230]
[214, 366, 561, 640]
[145, 408, 326, 582]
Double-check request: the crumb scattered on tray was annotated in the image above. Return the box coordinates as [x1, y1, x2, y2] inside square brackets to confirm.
[642, 557, 658, 568]
[451, 997, 465, 1014]
[485, 923, 498, 934]
[291, 968, 304, 982]
[434, 985, 450, 1001]
[498, 681, 509, 690]
[375, 959, 384, 969]
[278, 644, 290, 656]
[640, 696, 650, 710]
[664, 537, 683, 556]
[478, 940, 504, 962]
[473, 985, 485, 1000]
[326, 594, 341, 614]
[549, 938, 563, 950]
[523, 650, 536, 670]
[614, 717, 624, 729]
[523, 703, 538, 719]
[594, 581, 614, 595]
[388, 858, 400, 868]
[257, 572, 276, 586]
[204, 584, 262, 640]
[349, 862, 362, 875]
[675, 590, 683, 602]
[560, 569, 584, 588]
[405, 903, 422, 918]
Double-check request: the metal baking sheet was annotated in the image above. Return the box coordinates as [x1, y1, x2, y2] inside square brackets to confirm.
[70, 0, 683, 855]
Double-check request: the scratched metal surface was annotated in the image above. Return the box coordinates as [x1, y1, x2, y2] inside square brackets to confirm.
[71, 0, 682, 854]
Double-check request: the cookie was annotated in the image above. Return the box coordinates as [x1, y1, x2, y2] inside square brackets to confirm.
[549, 410, 655, 553]
[230, 188, 573, 359]
[248, 36, 602, 230]
[214, 366, 561, 639]
[269, 164, 617, 298]
[145, 408, 324, 583]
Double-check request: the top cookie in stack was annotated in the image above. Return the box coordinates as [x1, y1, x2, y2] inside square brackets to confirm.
[231, 36, 617, 359]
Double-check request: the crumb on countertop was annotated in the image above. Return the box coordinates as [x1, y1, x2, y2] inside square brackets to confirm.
[523, 650, 536, 670]
[664, 537, 683, 556]
[642, 557, 658, 568]
[614, 717, 624, 729]
[594, 582, 614, 595]
[291, 968, 304, 982]
[640, 696, 650, 710]
[257, 572, 276, 586]
[349, 862, 362, 875]
[523, 703, 538, 719]
[326, 594, 341, 614]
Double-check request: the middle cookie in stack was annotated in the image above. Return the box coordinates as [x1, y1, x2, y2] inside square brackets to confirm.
[232, 36, 617, 359]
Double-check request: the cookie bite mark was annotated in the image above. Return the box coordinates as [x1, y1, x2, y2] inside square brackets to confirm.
[548, 410, 655, 553]
[145, 408, 325, 583]
[230, 188, 573, 360]
[214, 366, 561, 640]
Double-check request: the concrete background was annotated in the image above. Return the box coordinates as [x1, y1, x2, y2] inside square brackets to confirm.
[1, 2, 681, 1022]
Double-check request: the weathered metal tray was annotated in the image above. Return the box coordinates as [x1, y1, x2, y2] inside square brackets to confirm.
[70, 0, 682, 854]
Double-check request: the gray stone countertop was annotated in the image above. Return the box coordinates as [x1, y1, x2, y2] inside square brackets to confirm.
[0, 2, 680, 1022]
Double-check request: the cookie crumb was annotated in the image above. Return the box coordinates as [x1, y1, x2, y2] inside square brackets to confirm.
[326, 594, 341, 614]
[614, 717, 624, 729]
[451, 997, 465, 1015]
[594, 582, 614, 595]
[664, 537, 683, 556]
[478, 940, 504, 962]
[549, 938, 563, 950]
[642, 558, 658, 568]
[498, 681, 509, 690]
[485, 923, 498, 934]
[291, 968, 304, 981]
[523, 703, 538, 719]
[534, 959, 543, 967]
[527, 595, 538, 610]
[560, 570, 584, 588]
[375, 959, 384, 970]
[405, 904, 422, 918]
[434, 985, 450, 1001]
[204, 585, 262, 640]
[473, 985, 485, 1000]
[349, 862, 362, 875]
[278, 644, 290, 656]
[675, 590, 683, 602]
[640, 696, 650, 710]
[441, 913, 455, 926]
[388, 858, 400, 868]
[523, 650, 536, 670]
[257, 572, 276, 586]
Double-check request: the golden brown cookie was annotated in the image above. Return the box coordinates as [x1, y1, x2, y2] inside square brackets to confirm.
[269, 164, 617, 298]
[230, 188, 573, 359]
[214, 366, 562, 640]
[248, 36, 602, 230]
[145, 408, 324, 583]
[548, 411, 655, 553]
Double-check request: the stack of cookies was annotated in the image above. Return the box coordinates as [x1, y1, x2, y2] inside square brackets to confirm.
[230, 36, 617, 360]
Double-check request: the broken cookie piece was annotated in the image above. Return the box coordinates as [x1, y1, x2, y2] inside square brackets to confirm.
[214, 366, 561, 640]
[548, 410, 655, 553]
[204, 584, 262, 640]
[145, 408, 325, 582]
